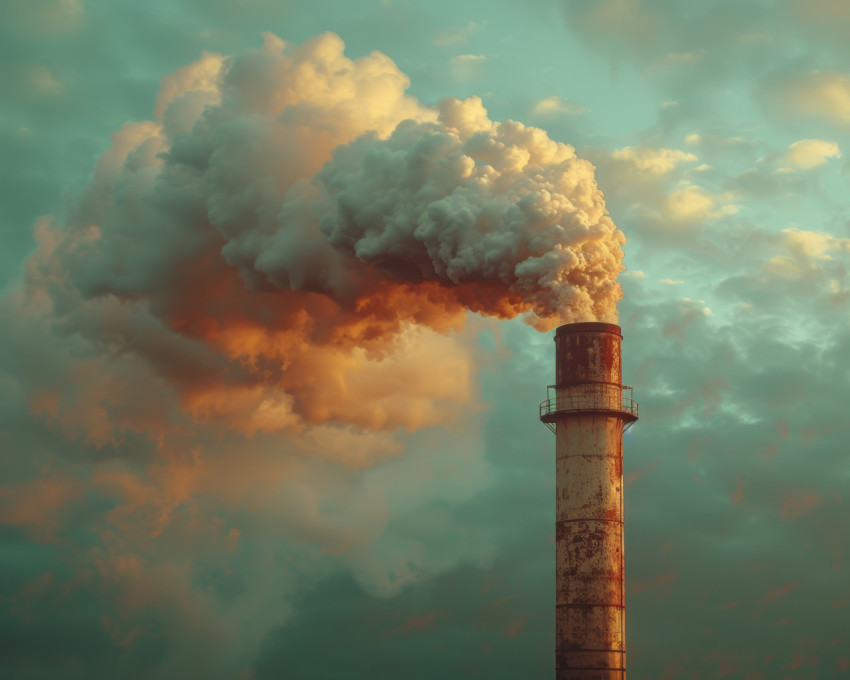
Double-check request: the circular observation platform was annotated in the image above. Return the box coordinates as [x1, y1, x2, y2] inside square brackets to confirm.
[539, 385, 639, 434]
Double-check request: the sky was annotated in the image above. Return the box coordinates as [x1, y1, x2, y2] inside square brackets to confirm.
[2, 1, 849, 678]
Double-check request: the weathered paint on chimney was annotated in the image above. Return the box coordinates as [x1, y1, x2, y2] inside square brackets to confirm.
[541, 322, 637, 680]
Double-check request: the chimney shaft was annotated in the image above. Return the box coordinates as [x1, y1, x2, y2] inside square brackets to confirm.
[540, 322, 638, 680]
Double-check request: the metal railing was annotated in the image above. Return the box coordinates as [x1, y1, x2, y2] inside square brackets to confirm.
[539, 385, 639, 420]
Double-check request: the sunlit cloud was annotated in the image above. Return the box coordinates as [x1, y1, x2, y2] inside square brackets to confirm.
[665, 185, 737, 223]
[777, 138, 841, 171]
[449, 53, 488, 80]
[531, 95, 589, 117]
[611, 145, 697, 175]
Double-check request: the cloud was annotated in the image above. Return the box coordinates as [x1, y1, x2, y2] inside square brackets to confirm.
[560, 0, 663, 65]
[531, 96, 589, 117]
[433, 22, 478, 46]
[665, 185, 737, 223]
[682, 132, 758, 163]
[0, 64, 65, 97]
[580, 142, 738, 250]
[153, 49, 224, 129]
[449, 53, 488, 79]
[0, 473, 83, 541]
[646, 49, 706, 73]
[762, 70, 850, 127]
[778, 227, 850, 259]
[625, 185, 737, 237]
[582, 145, 701, 211]
[559, 0, 787, 96]
[611, 145, 697, 175]
[715, 227, 850, 313]
[778, 138, 841, 171]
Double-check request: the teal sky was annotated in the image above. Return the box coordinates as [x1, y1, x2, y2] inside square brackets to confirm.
[2, 1, 850, 678]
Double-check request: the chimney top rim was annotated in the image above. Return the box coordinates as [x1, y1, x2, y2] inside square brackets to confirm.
[554, 322, 622, 337]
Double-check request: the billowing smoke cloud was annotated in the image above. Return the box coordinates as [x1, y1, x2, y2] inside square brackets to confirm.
[21, 31, 624, 438]
[315, 99, 623, 326]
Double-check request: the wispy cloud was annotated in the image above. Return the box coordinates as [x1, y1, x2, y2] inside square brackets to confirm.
[450, 53, 487, 80]
[433, 22, 478, 47]
[777, 138, 841, 171]
[531, 96, 589, 117]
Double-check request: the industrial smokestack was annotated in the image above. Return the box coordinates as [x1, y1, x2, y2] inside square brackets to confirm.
[540, 322, 638, 680]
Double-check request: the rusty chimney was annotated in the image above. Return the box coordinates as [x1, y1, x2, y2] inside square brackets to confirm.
[539, 322, 638, 680]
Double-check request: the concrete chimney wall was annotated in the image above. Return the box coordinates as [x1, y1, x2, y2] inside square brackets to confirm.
[540, 322, 638, 680]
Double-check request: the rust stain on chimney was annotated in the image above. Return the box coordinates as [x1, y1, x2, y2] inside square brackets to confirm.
[540, 322, 638, 680]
